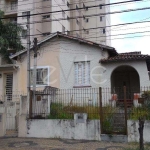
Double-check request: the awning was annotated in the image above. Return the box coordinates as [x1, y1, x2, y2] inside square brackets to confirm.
[0, 64, 19, 71]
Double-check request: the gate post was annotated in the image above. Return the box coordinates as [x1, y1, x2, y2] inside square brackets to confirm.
[99, 87, 103, 134]
[123, 86, 128, 135]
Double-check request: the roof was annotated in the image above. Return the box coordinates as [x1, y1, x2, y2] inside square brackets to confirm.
[10, 32, 117, 60]
[100, 51, 150, 63]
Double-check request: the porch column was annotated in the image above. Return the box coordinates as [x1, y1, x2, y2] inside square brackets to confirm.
[110, 94, 117, 107]
[133, 93, 140, 107]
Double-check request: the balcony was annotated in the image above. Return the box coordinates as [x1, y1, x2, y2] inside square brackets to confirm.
[5, 1, 18, 15]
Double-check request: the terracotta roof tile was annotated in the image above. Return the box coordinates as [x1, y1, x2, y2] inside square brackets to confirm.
[101, 52, 150, 63]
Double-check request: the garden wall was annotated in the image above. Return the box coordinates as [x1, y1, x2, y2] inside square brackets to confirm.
[128, 120, 150, 143]
[26, 119, 101, 140]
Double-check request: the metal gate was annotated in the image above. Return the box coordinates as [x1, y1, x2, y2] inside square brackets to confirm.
[100, 87, 128, 135]
[6, 101, 17, 130]
[5, 101, 18, 136]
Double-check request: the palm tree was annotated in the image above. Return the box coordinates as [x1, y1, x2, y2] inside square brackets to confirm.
[0, 10, 24, 63]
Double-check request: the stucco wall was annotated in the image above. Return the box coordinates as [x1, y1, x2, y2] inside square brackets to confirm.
[128, 120, 150, 143]
[101, 61, 150, 88]
[26, 119, 101, 140]
[59, 38, 109, 89]
[16, 38, 61, 93]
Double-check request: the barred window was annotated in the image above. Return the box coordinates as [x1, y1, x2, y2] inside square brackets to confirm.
[30, 67, 49, 86]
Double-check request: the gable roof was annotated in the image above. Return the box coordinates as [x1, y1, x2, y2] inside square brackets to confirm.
[100, 51, 150, 63]
[10, 32, 117, 60]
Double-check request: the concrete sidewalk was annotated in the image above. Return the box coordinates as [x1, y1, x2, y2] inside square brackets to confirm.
[0, 137, 146, 150]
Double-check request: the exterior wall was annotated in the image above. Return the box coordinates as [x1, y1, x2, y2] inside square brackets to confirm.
[128, 120, 150, 143]
[101, 61, 150, 88]
[16, 38, 61, 93]
[1, 0, 110, 46]
[24, 119, 101, 140]
[70, 0, 111, 46]
[59, 38, 109, 89]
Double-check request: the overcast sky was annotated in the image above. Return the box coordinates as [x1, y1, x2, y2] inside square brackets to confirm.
[109, 0, 150, 54]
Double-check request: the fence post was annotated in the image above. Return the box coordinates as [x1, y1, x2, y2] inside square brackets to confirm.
[123, 86, 128, 135]
[99, 87, 103, 134]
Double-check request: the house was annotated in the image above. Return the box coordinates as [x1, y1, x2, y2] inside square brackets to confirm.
[0, 32, 150, 102]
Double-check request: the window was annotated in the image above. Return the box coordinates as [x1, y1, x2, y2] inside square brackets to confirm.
[30, 67, 49, 86]
[22, 29, 27, 39]
[76, 5, 79, 10]
[85, 18, 89, 23]
[76, 19, 79, 25]
[103, 28, 106, 34]
[11, 1, 17, 10]
[100, 4, 103, 9]
[42, 15, 50, 19]
[100, 16, 103, 22]
[74, 62, 90, 86]
[22, 11, 30, 19]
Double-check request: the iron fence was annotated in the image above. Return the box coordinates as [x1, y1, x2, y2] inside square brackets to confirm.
[30, 87, 100, 119]
[30, 86, 150, 123]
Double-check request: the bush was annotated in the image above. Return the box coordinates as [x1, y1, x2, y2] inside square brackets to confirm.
[129, 107, 150, 120]
[48, 103, 101, 119]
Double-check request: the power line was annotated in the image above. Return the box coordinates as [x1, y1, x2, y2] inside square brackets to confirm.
[6, 6, 150, 27]
[3, 19, 150, 40]
[1, 0, 148, 15]
[0, 0, 143, 19]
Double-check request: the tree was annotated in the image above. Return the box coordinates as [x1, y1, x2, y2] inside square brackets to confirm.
[0, 10, 24, 63]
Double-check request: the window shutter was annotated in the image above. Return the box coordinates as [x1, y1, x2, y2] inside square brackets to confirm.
[75, 63, 78, 85]
[78, 63, 82, 85]
[87, 62, 90, 85]
[43, 68, 48, 84]
[74, 62, 90, 86]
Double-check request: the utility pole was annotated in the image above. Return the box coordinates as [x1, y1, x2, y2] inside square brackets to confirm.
[26, 11, 31, 117]
[33, 38, 38, 103]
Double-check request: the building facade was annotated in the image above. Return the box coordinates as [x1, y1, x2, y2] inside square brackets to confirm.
[0, 0, 111, 46]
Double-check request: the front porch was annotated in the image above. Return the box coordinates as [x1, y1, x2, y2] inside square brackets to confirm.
[111, 65, 140, 107]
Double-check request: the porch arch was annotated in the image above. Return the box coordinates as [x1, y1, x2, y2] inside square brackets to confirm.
[111, 65, 140, 99]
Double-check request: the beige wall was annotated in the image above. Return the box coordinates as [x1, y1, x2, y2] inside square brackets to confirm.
[16, 38, 60, 93]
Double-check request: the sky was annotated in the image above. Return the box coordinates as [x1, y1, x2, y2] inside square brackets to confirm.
[109, 0, 150, 54]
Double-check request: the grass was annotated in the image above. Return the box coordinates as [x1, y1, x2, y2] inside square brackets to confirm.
[48, 103, 101, 119]
[129, 107, 150, 120]
[47, 103, 118, 121]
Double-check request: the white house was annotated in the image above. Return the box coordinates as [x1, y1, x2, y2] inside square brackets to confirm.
[1, 32, 149, 105]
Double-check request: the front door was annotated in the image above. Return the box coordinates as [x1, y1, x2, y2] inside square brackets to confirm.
[114, 72, 131, 100]
[5, 74, 13, 101]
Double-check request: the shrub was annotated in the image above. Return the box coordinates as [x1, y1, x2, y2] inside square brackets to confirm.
[48, 103, 101, 119]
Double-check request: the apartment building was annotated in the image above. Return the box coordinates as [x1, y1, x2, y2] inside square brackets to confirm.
[0, 0, 111, 46]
